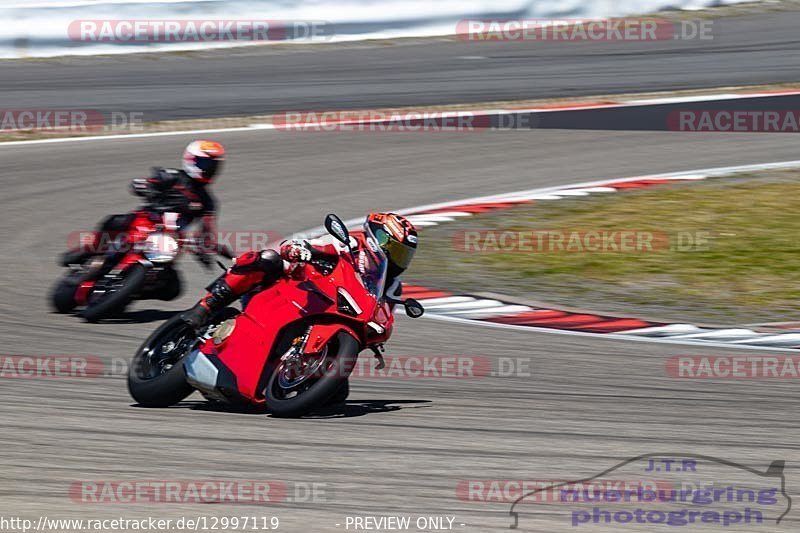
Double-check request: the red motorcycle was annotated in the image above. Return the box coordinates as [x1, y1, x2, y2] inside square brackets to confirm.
[127, 214, 424, 417]
[51, 207, 211, 322]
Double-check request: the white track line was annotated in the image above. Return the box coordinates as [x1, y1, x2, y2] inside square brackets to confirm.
[0, 124, 277, 147]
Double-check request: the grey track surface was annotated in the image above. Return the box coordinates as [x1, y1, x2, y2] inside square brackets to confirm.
[3, 11, 800, 122]
[1, 129, 799, 531]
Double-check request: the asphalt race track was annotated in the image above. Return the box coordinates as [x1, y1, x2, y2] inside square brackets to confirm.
[1, 128, 799, 531]
[4, 11, 800, 121]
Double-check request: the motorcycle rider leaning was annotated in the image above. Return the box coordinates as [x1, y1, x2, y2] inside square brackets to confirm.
[60, 140, 232, 266]
[181, 212, 418, 329]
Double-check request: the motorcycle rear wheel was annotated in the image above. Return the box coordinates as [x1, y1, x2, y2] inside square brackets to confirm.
[128, 308, 239, 407]
[51, 272, 82, 313]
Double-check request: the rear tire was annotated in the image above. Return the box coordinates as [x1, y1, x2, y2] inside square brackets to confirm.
[266, 331, 359, 418]
[128, 314, 195, 407]
[128, 308, 239, 407]
[81, 263, 147, 322]
[51, 273, 80, 313]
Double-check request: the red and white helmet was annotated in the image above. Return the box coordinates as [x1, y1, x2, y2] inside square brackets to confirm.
[182, 140, 225, 184]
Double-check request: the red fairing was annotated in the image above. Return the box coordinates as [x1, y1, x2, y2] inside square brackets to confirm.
[201, 239, 394, 403]
[303, 323, 360, 355]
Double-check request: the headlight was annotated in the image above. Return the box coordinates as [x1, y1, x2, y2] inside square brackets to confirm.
[143, 233, 179, 263]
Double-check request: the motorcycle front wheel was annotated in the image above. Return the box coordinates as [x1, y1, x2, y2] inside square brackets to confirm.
[265, 330, 359, 418]
[81, 263, 147, 322]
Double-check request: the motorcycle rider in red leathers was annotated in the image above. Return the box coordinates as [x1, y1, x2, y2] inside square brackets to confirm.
[181, 212, 418, 328]
[60, 140, 232, 267]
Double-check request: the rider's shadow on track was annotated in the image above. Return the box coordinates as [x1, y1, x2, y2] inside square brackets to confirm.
[303, 399, 432, 419]
[140, 399, 432, 418]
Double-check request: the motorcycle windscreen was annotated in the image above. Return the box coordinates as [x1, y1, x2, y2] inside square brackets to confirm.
[358, 229, 390, 300]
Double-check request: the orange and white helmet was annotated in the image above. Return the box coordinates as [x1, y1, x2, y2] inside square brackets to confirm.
[365, 212, 418, 275]
[182, 140, 225, 184]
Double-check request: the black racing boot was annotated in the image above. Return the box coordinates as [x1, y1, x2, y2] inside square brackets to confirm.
[180, 277, 236, 330]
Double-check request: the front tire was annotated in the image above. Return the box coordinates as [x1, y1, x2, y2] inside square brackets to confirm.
[156, 268, 183, 301]
[266, 331, 359, 418]
[327, 379, 350, 405]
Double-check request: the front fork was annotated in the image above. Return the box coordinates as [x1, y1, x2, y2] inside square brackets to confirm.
[283, 325, 385, 375]
[370, 344, 386, 370]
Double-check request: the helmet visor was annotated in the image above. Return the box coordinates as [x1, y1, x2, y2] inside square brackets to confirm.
[374, 227, 416, 270]
[195, 157, 221, 181]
